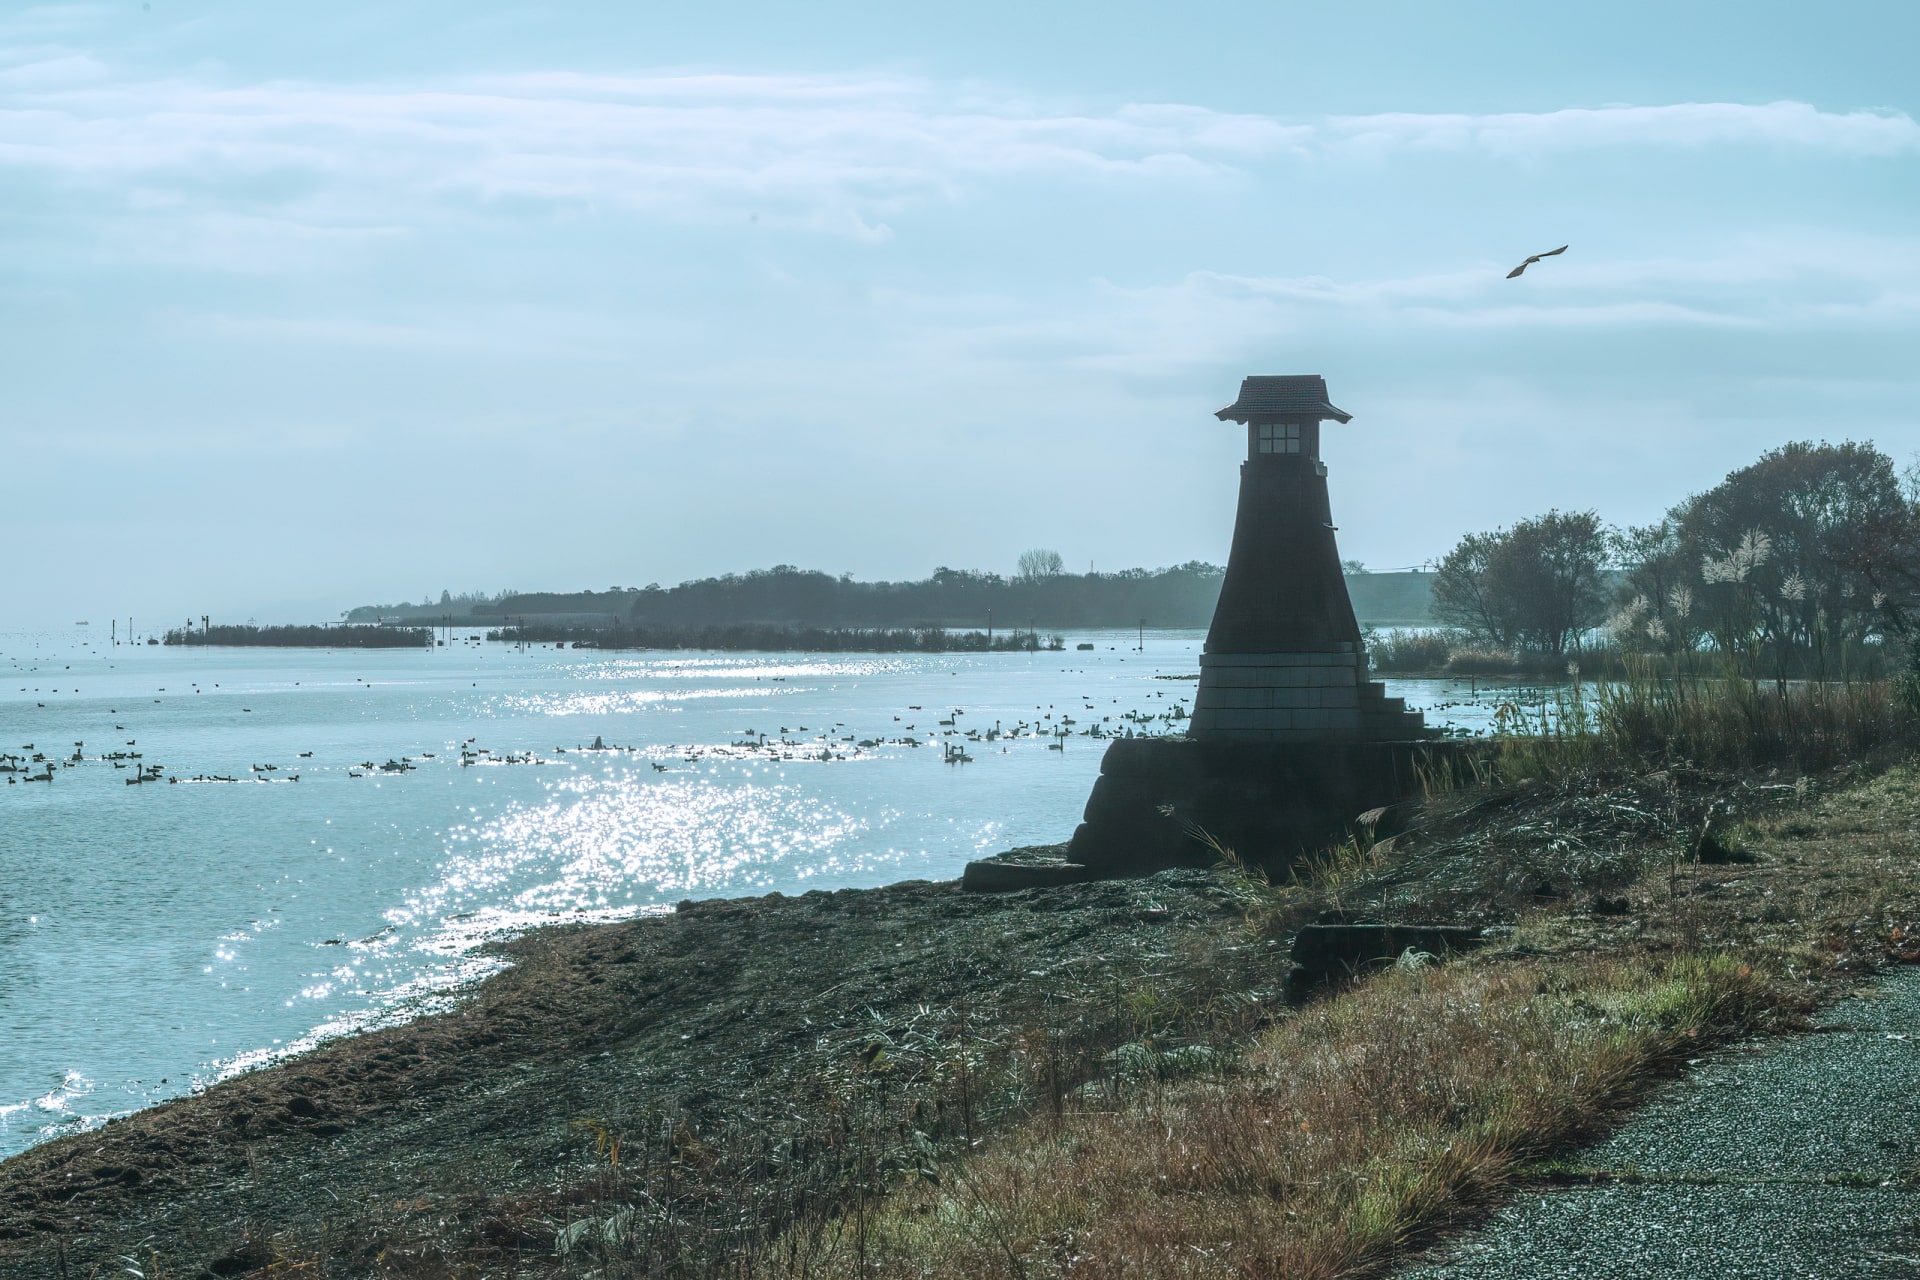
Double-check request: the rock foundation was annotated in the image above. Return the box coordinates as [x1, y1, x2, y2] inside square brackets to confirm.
[1063, 736, 1470, 877]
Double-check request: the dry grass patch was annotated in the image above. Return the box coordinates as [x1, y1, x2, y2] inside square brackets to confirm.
[1497, 670, 1919, 778]
[849, 951, 1787, 1280]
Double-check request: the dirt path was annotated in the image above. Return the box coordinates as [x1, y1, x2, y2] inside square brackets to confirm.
[1400, 965, 1920, 1279]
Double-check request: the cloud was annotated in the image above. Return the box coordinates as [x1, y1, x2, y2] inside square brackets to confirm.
[0, 53, 105, 87]
[0, 69, 1283, 249]
[0, 5, 113, 38]
[1325, 100, 1920, 157]
[1, 51, 1911, 256]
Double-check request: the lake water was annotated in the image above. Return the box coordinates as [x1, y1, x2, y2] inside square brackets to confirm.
[0, 627, 1532, 1158]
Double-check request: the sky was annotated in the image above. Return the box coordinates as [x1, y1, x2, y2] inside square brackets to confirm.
[3, 1, 1917, 626]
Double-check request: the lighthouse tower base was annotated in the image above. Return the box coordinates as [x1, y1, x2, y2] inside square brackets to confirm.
[1058, 736, 1469, 878]
[1189, 643, 1428, 741]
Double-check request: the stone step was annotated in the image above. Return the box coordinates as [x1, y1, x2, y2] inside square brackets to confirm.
[962, 859, 1099, 892]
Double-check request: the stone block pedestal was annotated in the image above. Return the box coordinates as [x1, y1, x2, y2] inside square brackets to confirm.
[1064, 736, 1470, 877]
[1189, 644, 1427, 741]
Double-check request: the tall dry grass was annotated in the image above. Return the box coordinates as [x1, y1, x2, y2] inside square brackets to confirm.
[833, 952, 1781, 1280]
[1364, 629, 1458, 674]
[1491, 656, 1917, 779]
[1595, 666, 1911, 770]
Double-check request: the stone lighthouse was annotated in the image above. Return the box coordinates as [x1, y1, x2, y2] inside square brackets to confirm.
[1034, 373, 1443, 882]
[1190, 375, 1425, 742]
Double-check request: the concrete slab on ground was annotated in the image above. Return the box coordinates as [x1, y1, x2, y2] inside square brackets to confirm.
[1398, 967, 1920, 1279]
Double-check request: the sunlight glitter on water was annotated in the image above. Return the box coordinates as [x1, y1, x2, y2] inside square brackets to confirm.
[578, 656, 906, 682]
[496, 684, 767, 717]
[406, 771, 873, 924]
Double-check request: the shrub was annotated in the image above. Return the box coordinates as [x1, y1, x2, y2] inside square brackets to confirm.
[1367, 629, 1455, 673]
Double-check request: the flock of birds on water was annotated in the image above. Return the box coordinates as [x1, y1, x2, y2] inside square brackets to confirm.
[1, 691, 1197, 789]
[3, 633, 1206, 791]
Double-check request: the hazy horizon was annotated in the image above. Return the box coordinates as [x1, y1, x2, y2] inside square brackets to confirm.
[7, 1, 1918, 627]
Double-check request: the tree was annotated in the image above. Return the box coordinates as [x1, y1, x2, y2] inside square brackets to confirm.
[1341, 558, 1367, 574]
[1431, 531, 1510, 648]
[1495, 511, 1611, 655]
[1432, 511, 1611, 654]
[1612, 522, 1681, 624]
[1617, 442, 1910, 660]
[1016, 548, 1065, 581]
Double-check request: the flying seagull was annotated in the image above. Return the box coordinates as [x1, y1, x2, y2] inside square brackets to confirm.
[1507, 245, 1568, 279]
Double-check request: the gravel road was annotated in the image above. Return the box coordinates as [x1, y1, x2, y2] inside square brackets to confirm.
[1400, 966, 1920, 1278]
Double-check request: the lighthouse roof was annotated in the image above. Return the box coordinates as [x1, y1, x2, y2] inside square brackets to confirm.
[1214, 375, 1351, 424]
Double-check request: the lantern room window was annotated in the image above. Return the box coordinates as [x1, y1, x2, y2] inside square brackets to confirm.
[1258, 422, 1301, 454]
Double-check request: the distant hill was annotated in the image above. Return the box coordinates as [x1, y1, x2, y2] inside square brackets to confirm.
[1346, 572, 1436, 626]
[343, 566, 1438, 630]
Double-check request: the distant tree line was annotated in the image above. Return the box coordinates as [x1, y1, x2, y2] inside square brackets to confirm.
[1427, 440, 1920, 675]
[613, 561, 1228, 630]
[491, 624, 1068, 653]
[165, 624, 432, 648]
[346, 558, 1442, 632]
[353, 560, 1232, 630]
[342, 588, 519, 622]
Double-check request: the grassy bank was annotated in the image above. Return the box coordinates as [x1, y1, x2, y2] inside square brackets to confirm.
[855, 953, 1781, 1279]
[778, 762, 1920, 1279]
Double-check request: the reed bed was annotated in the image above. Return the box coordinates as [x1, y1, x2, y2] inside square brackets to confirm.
[1491, 659, 1918, 779]
[1363, 629, 1458, 674]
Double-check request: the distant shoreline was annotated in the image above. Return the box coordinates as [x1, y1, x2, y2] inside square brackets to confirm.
[164, 624, 431, 649]
[489, 623, 1066, 653]
[341, 566, 1441, 631]
[160, 622, 1072, 653]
